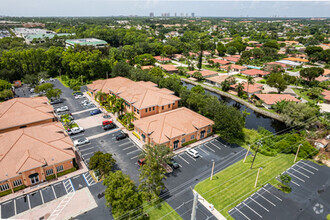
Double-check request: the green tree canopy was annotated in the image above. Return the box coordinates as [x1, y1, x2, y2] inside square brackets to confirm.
[281, 102, 318, 128]
[300, 67, 324, 82]
[89, 151, 116, 177]
[266, 73, 288, 93]
[0, 80, 12, 91]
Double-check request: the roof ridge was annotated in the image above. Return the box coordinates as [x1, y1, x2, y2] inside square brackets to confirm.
[0, 131, 24, 162]
[0, 98, 17, 119]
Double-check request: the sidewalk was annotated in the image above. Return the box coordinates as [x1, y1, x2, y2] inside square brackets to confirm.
[0, 160, 88, 204]
[173, 134, 218, 155]
[193, 189, 226, 220]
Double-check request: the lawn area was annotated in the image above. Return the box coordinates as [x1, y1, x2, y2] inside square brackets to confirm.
[202, 64, 226, 73]
[195, 153, 295, 220]
[293, 88, 316, 103]
[290, 68, 303, 72]
[234, 74, 248, 80]
[143, 201, 182, 220]
[55, 76, 70, 88]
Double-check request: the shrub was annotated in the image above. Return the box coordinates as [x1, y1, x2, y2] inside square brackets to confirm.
[57, 167, 77, 177]
[0, 189, 12, 197]
[46, 174, 56, 181]
[132, 131, 140, 140]
[13, 185, 26, 192]
[182, 139, 197, 147]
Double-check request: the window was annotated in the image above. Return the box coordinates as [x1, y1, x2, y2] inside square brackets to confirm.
[207, 127, 211, 134]
[173, 103, 175, 106]
[13, 179, 22, 187]
[145, 108, 148, 113]
[191, 135, 195, 139]
[182, 138, 186, 143]
[168, 104, 170, 108]
[153, 106, 155, 110]
[46, 169, 54, 176]
[0, 183, 9, 191]
[134, 107, 136, 112]
[56, 165, 64, 172]
[149, 107, 151, 111]
[137, 109, 139, 114]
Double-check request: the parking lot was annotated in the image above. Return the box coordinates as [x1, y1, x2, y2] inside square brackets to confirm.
[229, 160, 330, 220]
[0, 172, 95, 219]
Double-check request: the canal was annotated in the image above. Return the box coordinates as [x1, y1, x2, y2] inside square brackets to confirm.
[181, 81, 287, 133]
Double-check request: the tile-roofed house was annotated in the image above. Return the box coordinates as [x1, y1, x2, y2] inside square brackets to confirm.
[208, 59, 230, 65]
[0, 97, 55, 134]
[255, 94, 301, 109]
[172, 54, 185, 61]
[153, 56, 171, 63]
[241, 69, 270, 77]
[230, 82, 264, 97]
[321, 90, 330, 104]
[283, 57, 308, 64]
[87, 77, 180, 119]
[141, 65, 154, 70]
[205, 75, 232, 87]
[265, 62, 288, 70]
[0, 122, 75, 191]
[160, 64, 178, 73]
[315, 76, 329, 82]
[187, 70, 219, 78]
[223, 56, 240, 63]
[133, 107, 214, 150]
[323, 69, 330, 77]
[220, 64, 247, 73]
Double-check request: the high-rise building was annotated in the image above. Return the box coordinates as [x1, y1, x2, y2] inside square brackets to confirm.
[150, 12, 154, 17]
[192, 12, 195, 17]
[174, 12, 177, 17]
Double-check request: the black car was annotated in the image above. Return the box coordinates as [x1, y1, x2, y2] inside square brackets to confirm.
[116, 132, 128, 141]
[104, 123, 116, 131]
[50, 98, 63, 105]
[168, 159, 180, 169]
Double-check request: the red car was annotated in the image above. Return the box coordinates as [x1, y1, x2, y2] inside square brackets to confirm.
[102, 120, 112, 126]
[137, 158, 145, 166]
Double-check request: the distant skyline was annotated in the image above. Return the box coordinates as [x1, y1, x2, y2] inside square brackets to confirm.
[1, 1, 330, 18]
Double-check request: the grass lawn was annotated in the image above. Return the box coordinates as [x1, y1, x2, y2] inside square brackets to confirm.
[55, 76, 70, 88]
[143, 200, 182, 220]
[290, 68, 303, 72]
[293, 88, 316, 103]
[195, 153, 295, 220]
[234, 74, 248, 80]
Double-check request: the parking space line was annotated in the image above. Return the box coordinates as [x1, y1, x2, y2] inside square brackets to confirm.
[256, 192, 276, 206]
[294, 164, 314, 174]
[127, 149, 141, 155]
[79, 147, 94, 152]
[83, 151, 96, 156]
[198, 146, 209, 155]
[199, 154, 203, 158]
[14, 199, 17, 215]
[178, 155, 189, 164]
[291, 180, 300, 186]
[130, 155, 139, 160]
[209, 142, 221, 150]
[72, 176, 80, 179]
[299, 161, 318, 171]
[52, 185, 57, 199]
[242, 201, 262, 218]
[40, 190, 45, 204]
[54, 182, 62, 186]
[263, 187, 282, 201]
[204, 144, 215, 152]
[123, 145, 135, 151]
[251, 197, 269, 212]
[286, 171, 305, 182]
[185, 152, 197, 161]
[82, 173, 90, 186]
[71, 134, 85, 138]
[290, 167, 310, 178]
[235, 207, 251, 220]
[77, 143, 91, 147]
[119, 142, 131, 147]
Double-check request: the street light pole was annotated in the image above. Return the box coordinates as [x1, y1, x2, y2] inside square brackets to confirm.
[243, 145, 250, 163]
[254, 167, 262, 188]
[191, 192, 198, 220]
[210, 159, 215, 180]
[250, 141, 262, 169]
[294, 144, 302, 163]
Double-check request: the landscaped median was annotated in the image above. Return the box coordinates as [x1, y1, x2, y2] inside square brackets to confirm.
[143, 200, 182, 220]
[194, 153, 295, 220]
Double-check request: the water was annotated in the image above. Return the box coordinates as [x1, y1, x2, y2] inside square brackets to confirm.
[181, 81, 287, 133]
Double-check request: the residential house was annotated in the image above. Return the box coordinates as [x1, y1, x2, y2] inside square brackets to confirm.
[0, 97, 55, 134]
[153, 56, 171, 63]
[160, 64, 178, 74]
[241, 69, 270, 78]
[255, 94, 301, 109]
[172, 54, 185, 61]
[220, 64, 247, 73]
[209, 59, 230, 66]
[205, 75, 231, 87]
[283, 57, 308, 65]
[141, 65, 154, 70]
[230, 82, 264, 97]
[187, 70, 219, 79]
[321, 90, 330, 104]
[223, 56, 240, 64]
[0, 122, 75, 192]
[133, 107, 214, 150]
[87, 77, 181, 119]
[323, 69, 330, 78]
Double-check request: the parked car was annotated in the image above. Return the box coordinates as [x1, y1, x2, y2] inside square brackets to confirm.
[138, 158, 145, 166]
[81, 99, 89, 104]
[168, 159, 180, 169]
[104, 123, 116, 131]
[74, 137, 89, 146]
[67, 127, 84, 135]
[186, 148, 199, 158]
[73, 92, 83, 96]
[50, 98, 63, 105]
[56, 106, 69, 112]
[116, 132, 128, 141]
[102, 120, 113, 126]
[49, 77, 55, 82]
[75, 95, 84, 99]
[90, 109, 102, 116]
[30, 88, 35, 93]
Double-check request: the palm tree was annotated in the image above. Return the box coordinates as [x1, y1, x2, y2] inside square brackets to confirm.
[236, 83, 244, 98]
[113, 98, 125, 118]
[107, 94, 117, 110]
[123, 112, 137, 127]
[246, 76, 255, 100]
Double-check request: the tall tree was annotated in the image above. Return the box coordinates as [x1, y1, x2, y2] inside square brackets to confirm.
[246, 76, 255, 100]
[300, 67, 324, 82]
[89, 151, 116, 177]
[267, 73, 288, 93]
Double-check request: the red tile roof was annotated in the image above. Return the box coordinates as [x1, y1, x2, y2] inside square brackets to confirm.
[255, 94, 300, 105]
[141, 65, 154, 70]
[209, 59, 230, 65]
[154, 56, 171, 62]
[241, 69, 270, 76]
[231, 82, 264, 94]
[161, 64, 178, 72]
[220, 64, 246, 71]
[187, 70, 218, 77]
[223, 57, 240, 63]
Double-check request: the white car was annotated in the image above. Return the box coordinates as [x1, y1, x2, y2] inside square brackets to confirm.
[67, 127, 84, 135]
[75, 95, 84, 99]
[74, 137, 89, 146]
[30, 88, 35, 93]
[186, 148, 199, 158]
[81, 99, 89, 104]
[49, 77, 55, 82]
[56, 106, 69, 112]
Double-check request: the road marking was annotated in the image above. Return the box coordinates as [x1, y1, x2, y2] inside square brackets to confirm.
[256, 192, 276, 206]
[127, 149, 141, 155]
[299, 161, 318, 171]
[14, 199, 17, 215]
[130, 155, 139, 160]
[79, 147, 94, 152]
[51, 185, 57, 199]
[295, 164, 314, 174]
[198, 146, 209, 155]
[204, 144, 215, 152]
[251, 197, 269, 212]
[71, 133, 85, 138]
[40, 190, 45, 204]
[291, 180, 300, 186]
[178, 155, 189, 164]
[212, 140, 226, 147]
[209, 142, 221, 150]
[242, 201, 262, 218]
[199, 154, 203, 158]
[185, 152, 197, 161]
[119, 142, 131, 147]
[286, 171, 305, 182]
[291, 167, 310, 178]
[54, 182, 62, 186]
[235, 207, 251, 220]
[83, 151, 96, 156]
[76, 143, 91, 147]
[263, 187, 282, 201]
[72, 176, 80, 179]
[123, 145, 135, 151]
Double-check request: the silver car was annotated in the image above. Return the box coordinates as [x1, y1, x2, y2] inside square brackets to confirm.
[56, 106, 69, 112]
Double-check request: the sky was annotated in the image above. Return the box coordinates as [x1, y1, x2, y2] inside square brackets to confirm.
[0, 0, 330, 17]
